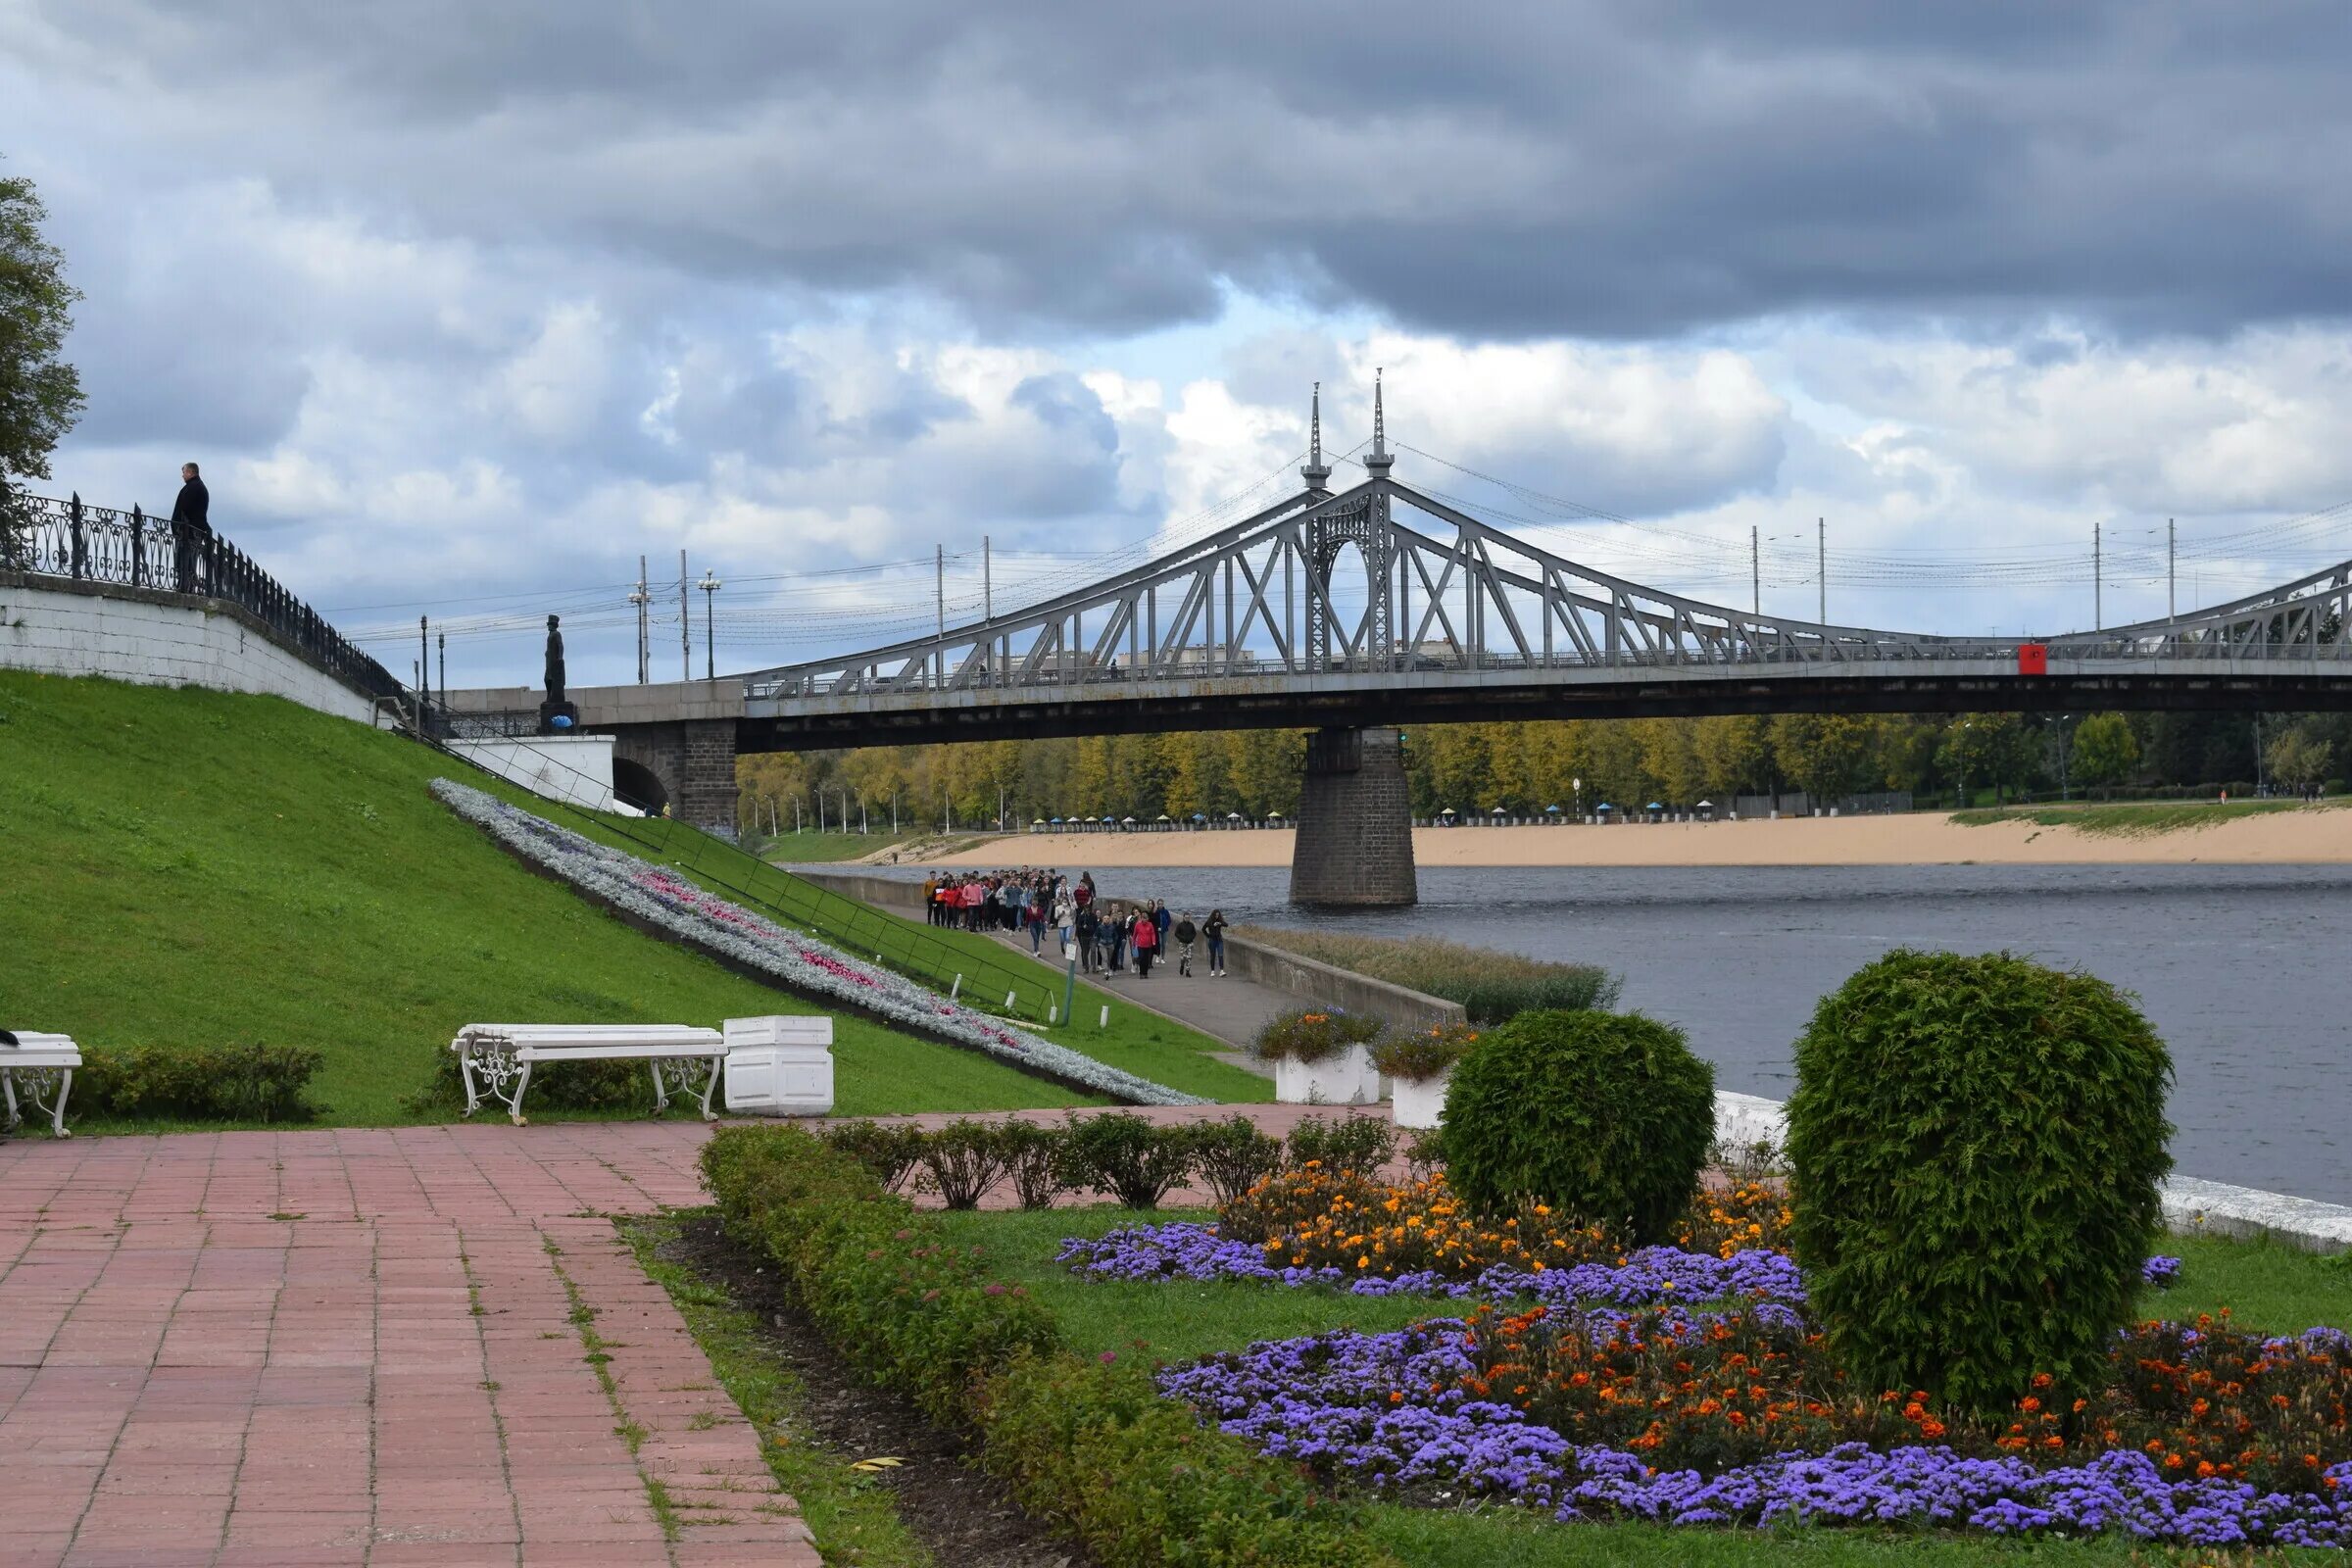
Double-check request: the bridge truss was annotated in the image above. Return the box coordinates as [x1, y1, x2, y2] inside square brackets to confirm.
[738, 476, 2352, 748]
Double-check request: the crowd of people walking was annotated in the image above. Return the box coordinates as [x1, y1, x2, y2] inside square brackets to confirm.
[919, 868, 1227, 978]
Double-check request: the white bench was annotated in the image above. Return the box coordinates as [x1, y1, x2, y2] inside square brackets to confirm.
[451, 1023, 726, 1126]
[1, 1031, 81, 1138]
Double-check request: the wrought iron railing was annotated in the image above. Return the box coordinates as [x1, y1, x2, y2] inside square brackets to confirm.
[2, 490, 407, 704]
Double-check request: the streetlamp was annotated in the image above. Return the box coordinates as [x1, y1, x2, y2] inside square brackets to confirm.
[2057, 714, 2073, 803]
[697, 569, 722, 681]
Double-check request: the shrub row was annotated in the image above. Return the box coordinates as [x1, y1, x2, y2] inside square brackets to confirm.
[703, 1126, 1395, 1568]
[74, 1042, 323, 1123]
[818, 1111, 1401, 1209]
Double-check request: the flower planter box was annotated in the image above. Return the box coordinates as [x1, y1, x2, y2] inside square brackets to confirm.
[1273, 1046, 1381, 1105]
[1389, 1069, 1450, 1129]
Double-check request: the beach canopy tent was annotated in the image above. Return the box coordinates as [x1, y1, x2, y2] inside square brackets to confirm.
[1596, 803, 1613, 811]
[1544, 805, 1562, 814]
[1051, 816, 1063, 823]
[1695, 801, 1713, 808]
[1647, 802, 1664, 810]
[1491, 806, 1507, 815]
[1122, 815, 1139, 824]
[1226, 811, 1244, 820]
[1268, 810, 1285, 819]
[1193, 812, 1208, 821]
[1032, 818, 1047, 826]
[1440, 806, 1457, 816]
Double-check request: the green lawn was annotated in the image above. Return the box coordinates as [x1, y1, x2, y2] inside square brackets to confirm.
[1953, 796, 2346, 836]
[934, 1207, 2352, 1567]
[756, 829, 917, 862]
[0, 671, 1106, 1125]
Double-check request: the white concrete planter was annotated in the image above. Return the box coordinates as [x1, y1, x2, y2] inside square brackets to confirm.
[723, 1015, 835, 1116]
[1273, 1045, 1381, 1105]
[1390, 1069, 1451, 1129]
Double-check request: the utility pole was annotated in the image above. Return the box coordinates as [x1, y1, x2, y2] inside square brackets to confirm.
[935, 544, 945, 686]
[983, 534, 992, 620]
[418, 617, 429, 710]
[678, 550, 690, 682]
[631, 556, 650, 683]
[698, 569, 722, 681]
[2168, 518, 2177, 620]
[1749, 525, 1760, 616]
[2092, 521, 2102, 630]
[436, 632, 446, 710]
[1817, 517, 1826, 623]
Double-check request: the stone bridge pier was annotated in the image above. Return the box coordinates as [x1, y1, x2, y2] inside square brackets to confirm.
[601, 717, 740, 836]
[444, 678, 742, 839]
[1290, 725, 1417, 907]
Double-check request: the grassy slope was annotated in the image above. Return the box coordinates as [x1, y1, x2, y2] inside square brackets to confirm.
[0, 671, 1103, 1124]
[936, 1207, 2352, 1568]
[1953, 796, 2347, 836]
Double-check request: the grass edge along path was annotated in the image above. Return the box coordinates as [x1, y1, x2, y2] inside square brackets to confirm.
[0, 671, 1103, 1126]
[621, 1210, 935, 1568]
[703, 1123, 1397, 1568]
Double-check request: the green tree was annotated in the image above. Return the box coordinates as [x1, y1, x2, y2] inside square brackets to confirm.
[0, 169, 85, 540]
[2265, 722, 2332, 792]
[1768, 713, 1875, 803]
[2069, 712, 2139, 793]
[1690, 714, 1773, 798]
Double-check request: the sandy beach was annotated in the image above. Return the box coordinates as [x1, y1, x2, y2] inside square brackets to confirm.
[896, 806, 2352, 868]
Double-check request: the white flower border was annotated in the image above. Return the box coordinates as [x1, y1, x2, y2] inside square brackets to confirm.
[432, 778, 1203, 1105]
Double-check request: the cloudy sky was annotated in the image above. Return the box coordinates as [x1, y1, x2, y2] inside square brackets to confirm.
[9, 1, 2352, 687]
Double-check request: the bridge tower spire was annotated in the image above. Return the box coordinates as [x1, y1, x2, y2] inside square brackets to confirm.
[1300, 382, 1333, 495]
[1363, 367, 1395, 479]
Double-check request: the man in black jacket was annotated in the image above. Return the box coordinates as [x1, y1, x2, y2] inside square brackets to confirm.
[171, 462, 211, 593]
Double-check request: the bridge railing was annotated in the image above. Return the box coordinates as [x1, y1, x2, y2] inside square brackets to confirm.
[413, 722, 1068, 1028]
[2, 490, 408, 704]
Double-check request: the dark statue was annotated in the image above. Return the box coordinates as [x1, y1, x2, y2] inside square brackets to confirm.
[537, 613, 580, 732]
[543, 613, 566, 706]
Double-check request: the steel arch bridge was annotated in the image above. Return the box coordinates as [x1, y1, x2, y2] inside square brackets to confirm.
[737, 459, 2352, 755]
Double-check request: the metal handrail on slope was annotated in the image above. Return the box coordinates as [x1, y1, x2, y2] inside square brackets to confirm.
[419, 725, 1061, 1026]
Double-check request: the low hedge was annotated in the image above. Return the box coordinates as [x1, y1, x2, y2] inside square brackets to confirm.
[703, 1125, 1394, 1568]
[75, 1042, 323, 1122]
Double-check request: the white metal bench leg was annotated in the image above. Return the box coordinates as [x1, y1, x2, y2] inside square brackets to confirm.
[696, 1054, 721, 1122]
[2, 1068, 72, 1138]
[649, 1057, 670, 1115]
[459, 1041, 531, 1125]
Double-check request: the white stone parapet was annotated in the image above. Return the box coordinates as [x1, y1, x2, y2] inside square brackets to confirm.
[3, 581, 377, 722]
[1712, 1090, 2352, 1254]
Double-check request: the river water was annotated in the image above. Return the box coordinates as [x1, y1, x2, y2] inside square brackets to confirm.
[894, 861, 2352, 1204]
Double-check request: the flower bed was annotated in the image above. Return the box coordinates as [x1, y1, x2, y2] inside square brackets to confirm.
[1057, 1221, 1807, 1321]
[1159, 1311, 2352, 1546]
[1058, 1167, 2352, 1547]
[432, 780, 1201, 1105]
[1210, 1167, 1791, 1282]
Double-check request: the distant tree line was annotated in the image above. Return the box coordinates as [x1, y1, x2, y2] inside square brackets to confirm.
[736, 710, 2347, 833]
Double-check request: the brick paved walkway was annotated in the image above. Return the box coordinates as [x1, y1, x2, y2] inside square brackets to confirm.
[0, 1125, 814, 1568]
[0, 1107, 1398, 1566]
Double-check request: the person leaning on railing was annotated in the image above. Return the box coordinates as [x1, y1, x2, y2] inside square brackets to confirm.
[170, 462, 212, 594]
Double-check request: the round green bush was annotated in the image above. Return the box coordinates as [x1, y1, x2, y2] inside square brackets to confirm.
[1785, 950, 2174, 1414]
[1441, 1009, 1715, 1243]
